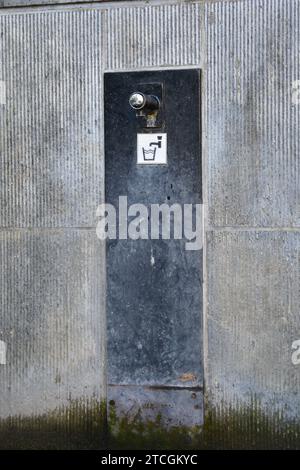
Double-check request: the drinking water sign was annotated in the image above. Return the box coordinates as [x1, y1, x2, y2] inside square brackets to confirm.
[137, 133, 167, 165]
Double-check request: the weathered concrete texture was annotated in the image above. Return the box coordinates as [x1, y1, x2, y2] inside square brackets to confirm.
[203, 0, 300, 446]
[108, 385, 203, 428]
[1, 0, 110, 7]
[0, 398, 107, 450]
[0, 230, 106, 447]
[205, 0, 300, 228]
[0, 6, 106, 448]
[104, 1, 203, 70]
[0, 9, 103, 228]
[0, 0, 299, 450]
[206, 231, 300, 420]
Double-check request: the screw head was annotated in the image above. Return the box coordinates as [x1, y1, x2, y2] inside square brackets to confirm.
[129, 92, 145, 110]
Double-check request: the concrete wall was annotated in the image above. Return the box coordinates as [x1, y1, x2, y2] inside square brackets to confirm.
[0, 0, 299, 448]
[0, 7, 106, 449]
[204, 0, 300, 447]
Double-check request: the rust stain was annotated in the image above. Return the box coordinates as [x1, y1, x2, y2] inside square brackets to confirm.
[179, 373, 197, 382]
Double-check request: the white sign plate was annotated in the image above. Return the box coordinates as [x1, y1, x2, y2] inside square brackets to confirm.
[137, 133, 167, 165]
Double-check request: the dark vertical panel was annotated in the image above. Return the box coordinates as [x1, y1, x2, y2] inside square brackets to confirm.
[105, 70, 203, 426]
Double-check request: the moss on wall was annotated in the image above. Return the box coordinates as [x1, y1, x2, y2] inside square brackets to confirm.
[107, 400, 202, 449]
[0, 398, 107, 450]
[1, 397, 300, 449]
[107, 399, 300, 450]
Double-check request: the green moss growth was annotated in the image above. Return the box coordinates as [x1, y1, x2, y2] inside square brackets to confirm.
[108, 401, 202, 449]
[0, 398, 107, 450]
[107, 398, 300, 450]
[1, 396, 300, 450]
[202, 398, 300, 450]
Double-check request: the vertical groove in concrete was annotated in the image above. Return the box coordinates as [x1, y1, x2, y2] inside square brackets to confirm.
[205, 0, 300, 228]
[204, 1, 300, 445]
[0, 0, 299, 449]
[0, 230, 105, 449]
[0, 9, 103, 228]
[0, 8, 106, 448]
[205, 230, 300, 447]
[105, 2, 202, 70]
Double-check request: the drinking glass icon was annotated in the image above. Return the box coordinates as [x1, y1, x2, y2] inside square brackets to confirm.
[142, 147, 157, 161]
[142, 136, 162, 161]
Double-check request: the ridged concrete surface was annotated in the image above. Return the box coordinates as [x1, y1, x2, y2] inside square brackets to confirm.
[203, 0, 300, 446]
[206, 231, 300, 416]
[0, 0, 299, 448]
[2, 0, 103, 7]
[205, 0, 300, 228]
[104, 2, 203, 70]
[0, 230, 105, 447]
[0, 7, 106, 448]
[0, 9, 103, 228]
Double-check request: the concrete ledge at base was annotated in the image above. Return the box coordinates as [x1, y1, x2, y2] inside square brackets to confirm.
[108, 384, 203, 428]
[107, 384, 204, 449]
[108, 395, 300, 450]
